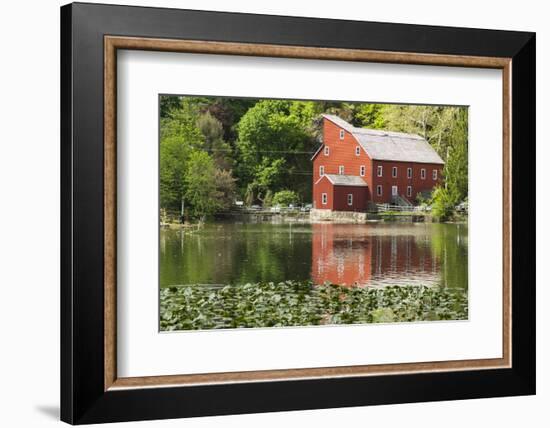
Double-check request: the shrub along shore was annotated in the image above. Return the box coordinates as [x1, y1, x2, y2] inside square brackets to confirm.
[160, 281, 468, 331]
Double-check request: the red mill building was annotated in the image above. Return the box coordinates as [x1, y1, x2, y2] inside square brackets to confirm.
[311, 114, 444, 211]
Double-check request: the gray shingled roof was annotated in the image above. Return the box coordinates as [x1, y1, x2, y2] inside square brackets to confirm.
[321, 114, 444, 165]
[322, 174, 368, 187]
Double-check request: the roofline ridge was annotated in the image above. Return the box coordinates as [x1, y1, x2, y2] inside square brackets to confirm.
[310, 144, 324, 161]
[321, 113, 424, 140]
[351, 127, 423, 140]
[321, 113, 355, 132]
[320, 173, 368, 187]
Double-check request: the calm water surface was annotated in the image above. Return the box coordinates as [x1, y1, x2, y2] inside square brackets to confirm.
[160, 222, 468, 290]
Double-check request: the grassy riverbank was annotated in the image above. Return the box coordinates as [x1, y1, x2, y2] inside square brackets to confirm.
[160, 281, 468, 331]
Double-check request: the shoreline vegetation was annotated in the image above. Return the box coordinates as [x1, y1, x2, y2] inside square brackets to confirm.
[160, 208, 468, 230]
[160, 281, 468, 331]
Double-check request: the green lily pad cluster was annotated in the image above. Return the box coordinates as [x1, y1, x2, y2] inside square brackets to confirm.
[160, 281, 468, 331]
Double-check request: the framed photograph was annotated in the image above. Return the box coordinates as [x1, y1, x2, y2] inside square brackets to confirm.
[61, 2, 535, 424]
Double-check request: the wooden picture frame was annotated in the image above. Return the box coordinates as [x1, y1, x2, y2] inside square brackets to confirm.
[61, 2, 535, 424]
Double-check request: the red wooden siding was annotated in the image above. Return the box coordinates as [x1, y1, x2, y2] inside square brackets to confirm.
[312, 119, 373, 187]
[312, 117, 443, 207]
[371, 160, 443, 204]
[313, 176, 369, 211]
[313, 175, 334, 210]
[332, 185, 368, 211]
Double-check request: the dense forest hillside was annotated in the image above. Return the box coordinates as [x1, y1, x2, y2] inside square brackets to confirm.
[160, 96, 468, 220]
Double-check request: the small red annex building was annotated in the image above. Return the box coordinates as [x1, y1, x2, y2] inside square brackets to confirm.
[312, 115, 444, 211]
[314, 174, 369, 211]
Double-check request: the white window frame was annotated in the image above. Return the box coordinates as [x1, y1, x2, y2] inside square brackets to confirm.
[407, 186, 412, 197]
[339, 165, 345, 175]
[347, 194, 353, 206]
[324, 146, 329, 156]
[392, 166, 397, 178]
[360, 165, 366, 177]
[376, 185, 383, 196]
[355, 146, 360, 156]
[407, 167, 412, 179]
[377, 165, 383, 177]
[432, 169, 438, 180]
[322, 193, 328, 205]
[339, 129, 345, 140]
[319, 165, 325, 176]
[421, 168, 426, 179]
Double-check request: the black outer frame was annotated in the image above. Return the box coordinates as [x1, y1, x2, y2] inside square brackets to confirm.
[60, 2, 535, 424]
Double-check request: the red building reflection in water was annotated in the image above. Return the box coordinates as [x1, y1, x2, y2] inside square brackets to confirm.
[311, 223, 440, 287]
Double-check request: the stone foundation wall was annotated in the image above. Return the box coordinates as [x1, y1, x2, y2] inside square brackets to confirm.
[310, 208, 368, 223]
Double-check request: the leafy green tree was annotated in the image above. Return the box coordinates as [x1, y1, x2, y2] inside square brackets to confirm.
[213, 168, 237, 211]
[318, 102, 356, 123]
[263, 189, 274, 207]
[353, 103, 386, 129]
[235, 100, 316, 202]
[377, 105, 438, 141]
[197, 111, 224, 144]
[430, 186, 458, 220]
[196, 112, 234, 170]
[289, 101, 322, 128]
[184, 151, 221, 220]
[160, 107, 204, 211]
[160, 95, 182, 118]
[183, 152, 237, 219]
[243, 158, 289, 205]
[377, 105, 467, 161]
[272, 190, 300, 207]
[203, 98, 259, 141]
[440, 108, 468, 203]
[430, 108, 468, 219]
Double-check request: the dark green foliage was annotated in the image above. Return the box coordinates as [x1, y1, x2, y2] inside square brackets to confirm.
[196, 112, 234, 170]
[160, 98, 238, 217]
[182, 151, 237, 220]
[272, 190, 300, 206]
[201, 97, 259, 141]
[160, 281, 468, 331]
[159, 103, 205, 210]
[160, 95, 182, 118]
[184, 151, 221, 219]
[235, 100, 317, 203]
